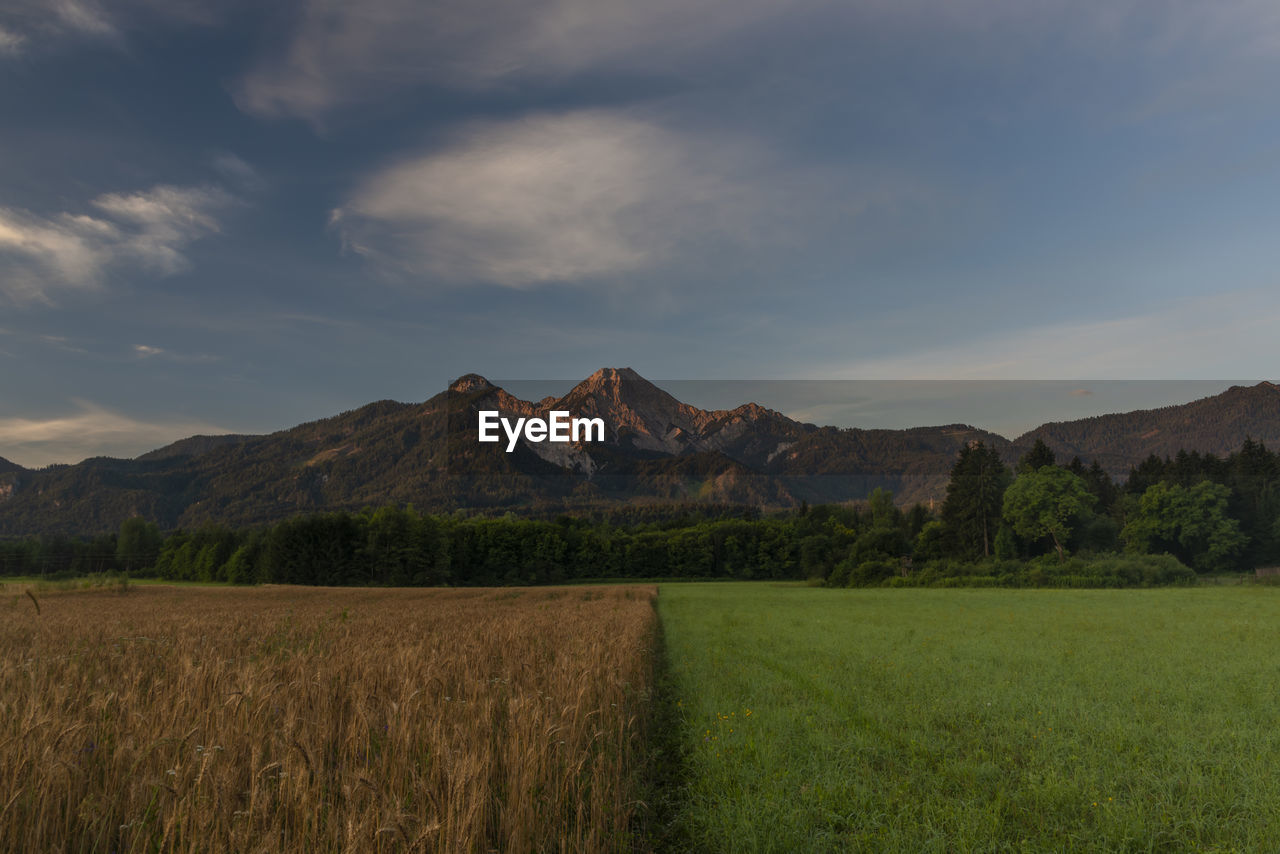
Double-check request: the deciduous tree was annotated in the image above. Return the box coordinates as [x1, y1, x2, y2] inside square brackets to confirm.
[1002, 466, 1095, 563]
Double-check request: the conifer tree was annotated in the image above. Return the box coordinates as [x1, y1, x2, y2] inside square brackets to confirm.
[941, 442, 1011, 559]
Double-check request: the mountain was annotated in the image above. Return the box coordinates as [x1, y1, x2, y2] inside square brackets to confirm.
[0, 373, 1277, 535]
[0, 457, 24, 506]
[547, 368, 814, 467]
[137, 434, 255, 462]
[0, 370, 809, 534]
[767, 424, 1013, 505]
[1014, 382, 1280, 474]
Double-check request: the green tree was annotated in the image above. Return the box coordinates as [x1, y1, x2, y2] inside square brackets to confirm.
[941, 442, 1011, 559]
[867, 487, 899, 529]
[1002, 466, 1096, 563]
[1121, 480, 1247, 573]
[1018, 438, 1056, 474]
[913, 520, 952, 562]
[116, 517, 161, 574]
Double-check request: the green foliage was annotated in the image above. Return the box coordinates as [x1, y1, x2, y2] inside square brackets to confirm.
[912, 520, 952, 562]
[941, 441, 1011, 559]
[1017, 437, 1056, 473]
[1122, 480, 1248, 573]
[993, 522, 1018, 559]
[1002, 466, 1096, 562]
[900, 553, 1194, 588]
[116, 517, 160, 574]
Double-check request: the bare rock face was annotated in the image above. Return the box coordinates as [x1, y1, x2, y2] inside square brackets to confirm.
[556, 367, 713, 454]
[440, 367, 812, 473]
[549, 368, 810, 461]
[448, 374, 496, 394]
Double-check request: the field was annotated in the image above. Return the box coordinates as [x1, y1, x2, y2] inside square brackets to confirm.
[0, 585, 656, 853]
[657, 583, 1280, 852]
[7, 581, 1280, 852]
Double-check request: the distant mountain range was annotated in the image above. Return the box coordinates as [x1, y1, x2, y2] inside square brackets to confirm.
[2, 369, 1278, 535]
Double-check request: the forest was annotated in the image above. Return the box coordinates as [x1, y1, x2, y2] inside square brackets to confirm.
[3, 438, 1278, 588]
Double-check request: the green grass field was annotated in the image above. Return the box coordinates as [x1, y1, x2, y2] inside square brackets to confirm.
[655, 583, 1280, 852]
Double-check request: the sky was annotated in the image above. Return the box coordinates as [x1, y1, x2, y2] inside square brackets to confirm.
[2, 0, 1278, 467]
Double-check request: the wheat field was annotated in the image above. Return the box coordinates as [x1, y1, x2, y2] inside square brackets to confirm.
[0, 584, 657, 853]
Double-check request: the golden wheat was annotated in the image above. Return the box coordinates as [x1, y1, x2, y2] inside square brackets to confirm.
[0, 584, 657, 853]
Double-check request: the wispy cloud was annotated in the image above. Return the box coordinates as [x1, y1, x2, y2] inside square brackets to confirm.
[211, 152, 264, 193]
[824, 289, 1280, 380]
[132, 343, 219, 363]
[236, 0, 802, 119]
[0, 0, 118, 49]
[0, 184, 233, 303]
[0, 0, 230, 54]
[48, 0, 115, 36]
[333, 109, 918, 287]
[0, 25, 25, 54]
[0, 401, 230, 467]
[233, 0, 1280, 123]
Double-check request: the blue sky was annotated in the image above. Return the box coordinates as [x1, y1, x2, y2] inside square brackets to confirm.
[1, 0, 1277, 466]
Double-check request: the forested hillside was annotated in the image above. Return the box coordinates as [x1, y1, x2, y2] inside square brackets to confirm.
[1015, 382, 1280, 473]
[1, 374, 1277, 536]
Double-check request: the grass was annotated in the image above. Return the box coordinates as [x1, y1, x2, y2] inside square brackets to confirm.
[656, 583, 1280, 852]
[10, 579, 1280, 851]
[0, 584, 656, 853]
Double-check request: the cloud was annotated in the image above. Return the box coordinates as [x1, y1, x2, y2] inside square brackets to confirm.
[0, 25, 25, 53]
[0, 0, 117, 48]
[233, 0, 1280, 122]
[823, 288, 1280, 380]
[211, 152, 264, 192]
[132, 343, 219, 363]
[0, 0, 231, 54]
[236, 0, 801, 119]
[333, 109, 913, 287]
[0, 184, 233, 302]
[48, 0, 115, 36]
[0, 401, 230, 467]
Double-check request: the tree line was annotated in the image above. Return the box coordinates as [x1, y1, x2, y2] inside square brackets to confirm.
[3, 438, 1278, 587]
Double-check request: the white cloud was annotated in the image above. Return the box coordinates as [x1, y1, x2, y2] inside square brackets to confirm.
[333, 109, 912, 287]
[0, 401, 230, 467]
[0, 184, 232, 302]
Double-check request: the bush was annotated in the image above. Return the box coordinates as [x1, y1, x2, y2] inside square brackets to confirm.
[902, 553, 1193, 588]
[847, 558, 898, 587]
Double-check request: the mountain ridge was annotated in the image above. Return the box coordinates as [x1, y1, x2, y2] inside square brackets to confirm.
[1, 371, 1277, 534]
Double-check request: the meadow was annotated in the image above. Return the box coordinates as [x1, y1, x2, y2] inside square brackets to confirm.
[0, 585, 656, 853]
[7, 580, 1280, 852]
[657, 583, 1280, 852]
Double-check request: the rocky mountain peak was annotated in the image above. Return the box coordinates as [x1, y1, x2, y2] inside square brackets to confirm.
[449, 373, 496, 394]
[575, 367, 651, 396]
